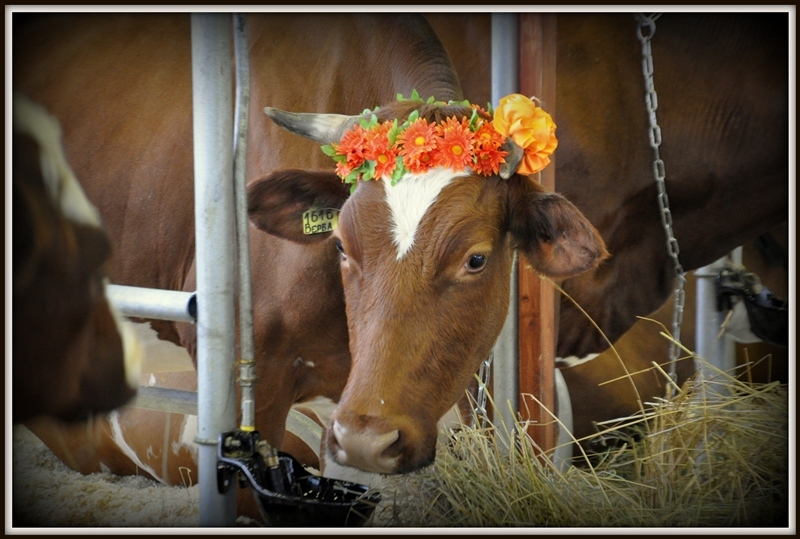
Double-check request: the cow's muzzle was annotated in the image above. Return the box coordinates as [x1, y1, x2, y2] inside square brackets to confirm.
[326, 410, 436, 475]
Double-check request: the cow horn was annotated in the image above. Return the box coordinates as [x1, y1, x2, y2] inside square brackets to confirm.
[499, 138, 524, 180]
[263, 107, 360, 144]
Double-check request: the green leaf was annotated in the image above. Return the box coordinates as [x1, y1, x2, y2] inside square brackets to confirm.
[362, 160, 376, 181]
[407, 109, 419, 123]
[411, 89, 421, 101]
[468, 108, 480, 130]
[426, 95, 435, 104]
[350, 182, 358, 195]
[387, 119, 400, 146]
[345, 170, 360, 184]
[391, 156, 406, 185]
[320, 144, 337, 157]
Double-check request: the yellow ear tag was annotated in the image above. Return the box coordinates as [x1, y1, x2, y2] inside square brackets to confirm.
[302, 208, 339, 235]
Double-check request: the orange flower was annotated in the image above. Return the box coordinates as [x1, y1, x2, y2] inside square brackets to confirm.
[335, 160, 353, 179]
[493, 94, 557, 175]
[434, 116, 474, 170]
[472, 123, 508, 176]
[334, 124, 368, 168]
[363, 121, 397, 178]
[398, 118, 438, 174]
[398, 118, 436, 157]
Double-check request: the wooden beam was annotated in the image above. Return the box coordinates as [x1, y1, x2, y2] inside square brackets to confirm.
[517, 13, 557, 455]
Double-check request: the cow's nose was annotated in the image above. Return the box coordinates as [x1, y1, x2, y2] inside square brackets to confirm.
[329, 416, 401, 474]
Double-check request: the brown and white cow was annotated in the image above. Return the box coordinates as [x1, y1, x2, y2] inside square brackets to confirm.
[249, 99, 606, 473]
[12, 12, 602, 521]
[12, 11, 788, 521]
[12, 93, 142, 423]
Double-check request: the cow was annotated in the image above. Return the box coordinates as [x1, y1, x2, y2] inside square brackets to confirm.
[12, 11, 788, 520]
[12, 12, 606, 522]
[11, 93, 142, 424]
[426, 12, 789, 451]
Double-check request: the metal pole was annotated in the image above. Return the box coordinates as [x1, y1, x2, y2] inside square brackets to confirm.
[490, 13, 520, 435]
[132, 386, 198, 415]
[233, 13, 257, 432]
[191, 13, 237, 526]
[107, 285, 197, 323]
[695, 249, 741, 380]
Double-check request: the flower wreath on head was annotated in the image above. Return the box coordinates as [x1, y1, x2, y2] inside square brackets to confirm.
[321, 90, 557, 189]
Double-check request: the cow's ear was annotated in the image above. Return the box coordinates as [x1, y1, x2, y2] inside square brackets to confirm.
[507, 175, 608, 277]
[247, 169, 350, 244]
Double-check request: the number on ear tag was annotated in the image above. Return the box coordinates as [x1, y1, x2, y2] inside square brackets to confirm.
[302, 208, 339, 235]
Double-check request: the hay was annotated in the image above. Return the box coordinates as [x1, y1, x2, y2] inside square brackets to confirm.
[11, 425, 201, 527]
[375, 359, 790, 528]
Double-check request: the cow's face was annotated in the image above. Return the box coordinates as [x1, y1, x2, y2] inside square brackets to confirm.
[248, 100, 607, 474]
[330, 171, 515, 472]
[12, 94, 142, 423]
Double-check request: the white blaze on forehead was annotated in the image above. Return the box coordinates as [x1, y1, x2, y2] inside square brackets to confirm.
[13, 93, 102, 228]
[383, 168, 470, 260]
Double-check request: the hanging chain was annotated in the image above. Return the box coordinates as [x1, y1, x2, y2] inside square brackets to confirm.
[635, 13, 687, 383]
[474, 353, 492, 427]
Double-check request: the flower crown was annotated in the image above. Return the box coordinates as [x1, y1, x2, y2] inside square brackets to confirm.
[321, 90, 557, 188]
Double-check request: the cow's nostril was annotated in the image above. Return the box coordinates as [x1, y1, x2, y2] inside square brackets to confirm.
[330, 418, 400, 474]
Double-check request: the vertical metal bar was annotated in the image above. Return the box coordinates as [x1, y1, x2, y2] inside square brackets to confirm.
[490, 13, 520, 435]
[191, 13, 237, 526]
[233, 13, 257, 432]
[696, 250, 740, 380]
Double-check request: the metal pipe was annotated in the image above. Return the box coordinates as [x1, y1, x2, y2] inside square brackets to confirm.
[107, 284, 196, 323]
[191, 13, 237, 526]
[490, 13, 520, 435]
[695, 248, 741, 381]
[233, 13, 257, 432]
[131, 386, 198, 416]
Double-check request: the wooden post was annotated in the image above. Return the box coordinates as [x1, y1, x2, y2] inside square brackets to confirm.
[517, 13, 557, 454]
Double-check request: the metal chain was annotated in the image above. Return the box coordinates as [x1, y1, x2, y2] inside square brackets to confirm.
[635, 13, 687, 383]
[475, 353, 492, 426]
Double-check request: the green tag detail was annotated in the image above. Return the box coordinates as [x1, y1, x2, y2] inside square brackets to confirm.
[302, 208, 339, 235]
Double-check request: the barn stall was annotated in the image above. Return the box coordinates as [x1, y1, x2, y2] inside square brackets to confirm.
[9, 9, 792, 530]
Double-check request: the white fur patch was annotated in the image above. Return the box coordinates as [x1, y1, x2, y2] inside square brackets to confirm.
[555, 353, 600, 368]
[13, 93, 102, 228]
[174, 415, 199, 459]
[109, 410, 164, 483]
[383, 168, 468, 260]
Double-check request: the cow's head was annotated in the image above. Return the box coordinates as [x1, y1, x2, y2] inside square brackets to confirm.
[249, 95, 607, 473]
[12, 93, 142, 423]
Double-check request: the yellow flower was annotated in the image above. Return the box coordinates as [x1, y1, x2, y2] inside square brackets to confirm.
[492, 94, 557, 175]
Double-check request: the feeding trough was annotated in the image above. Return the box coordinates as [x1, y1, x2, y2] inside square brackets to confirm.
[217, 429, 380, 527]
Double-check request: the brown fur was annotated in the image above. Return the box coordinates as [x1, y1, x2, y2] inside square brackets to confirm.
[12, 114, 135, 423]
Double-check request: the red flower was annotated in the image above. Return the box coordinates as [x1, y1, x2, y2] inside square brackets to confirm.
[434, 116, 474, 171]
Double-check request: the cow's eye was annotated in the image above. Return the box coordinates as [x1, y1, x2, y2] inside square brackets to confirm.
[335, 239, 348, 260]
[465, 253, 487, 273]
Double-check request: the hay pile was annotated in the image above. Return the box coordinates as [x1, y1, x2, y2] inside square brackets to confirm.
[375, 362, 790, 527]
[11, 425, 201, 527]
